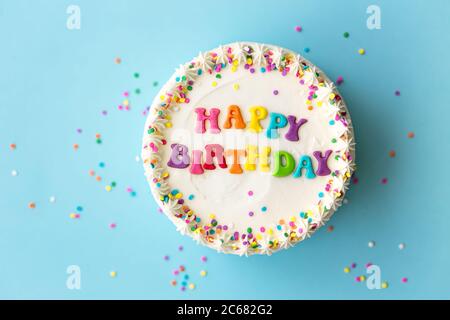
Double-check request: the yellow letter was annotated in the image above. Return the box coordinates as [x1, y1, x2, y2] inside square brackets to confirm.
[245, 145, 271, 172]
[248, 106, 268, 133]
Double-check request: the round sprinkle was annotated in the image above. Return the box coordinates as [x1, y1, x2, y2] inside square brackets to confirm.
[114, 57, 121, 64]
[248, 211, 254, 217]
[398, 243, 406, 250]
[273, 90, 279, 95]
[188, 283, 195, 290]
[381, 178, 388, 184]
[188, 194, 195, 200]
[233, 83, 239, 91]
[327, 225, 334, 232]
[109, 223, 117, 229]
[109, 271, 117, 278]
[105, 185, 112, 192]
[351, 263, 357, 269]
[170, 280, 177, 286]
[211, 81, 217, 87]
[9, 143, 16, 150]
[318, 192, 324, 198]
[294, 25, 302, 32]
[368, 240, 376, 248]
[76, 206, 83, 212]
[178, 245, 183, 251]
[343, 32, 350, 38]
[28, 202, 36, 209]
[304, 47, 310, 53]
[11, 170, 18, 177]
[407, 131, 415, 139]
[261, 206, 267, 212]
[133, 72, 140, 78]
[247, 191, 253, 196]
[49, 196, 56, 203]
[395, 90, 401, 96]
[200, 270, 207, 277]
[163, 255, 170, 261]
[401, 277, 408, 283]
[360, 276, 366, 281]
[389, 150, 396, 158]
[381, 281, 389, 289]
[99, 162, 105, 168]
[201, 256, 207, 263]
[358, 48, 365, 55]
[336, 76, 344, 85]
[344, 267, 350, 273]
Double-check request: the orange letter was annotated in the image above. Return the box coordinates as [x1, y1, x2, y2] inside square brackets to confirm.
[223, 105, 246, 129]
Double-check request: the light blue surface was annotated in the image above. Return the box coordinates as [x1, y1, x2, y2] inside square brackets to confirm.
[1, 0, 450, 299]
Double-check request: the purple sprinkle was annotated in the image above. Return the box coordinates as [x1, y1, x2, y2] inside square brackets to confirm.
[395, 90, 401, 96]
[273, 90, 279, 95]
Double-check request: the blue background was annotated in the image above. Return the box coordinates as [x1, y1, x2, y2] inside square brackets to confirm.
[1, 0, 449, 299]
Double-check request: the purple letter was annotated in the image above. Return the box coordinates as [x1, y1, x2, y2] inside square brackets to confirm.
[313, 150, 332, 176]
[285, 116, 308, 142]
[167, 143, 190, 169]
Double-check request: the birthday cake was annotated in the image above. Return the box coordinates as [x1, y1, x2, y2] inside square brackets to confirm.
[142, 42, 355, 255]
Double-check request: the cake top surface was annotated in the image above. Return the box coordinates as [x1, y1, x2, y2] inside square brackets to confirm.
[142, 42, 355, 255]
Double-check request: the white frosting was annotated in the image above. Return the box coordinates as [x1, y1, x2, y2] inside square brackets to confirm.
[142, 42, 355, 255]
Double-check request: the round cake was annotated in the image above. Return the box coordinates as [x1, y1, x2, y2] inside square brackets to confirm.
[142, 42, 355, 255]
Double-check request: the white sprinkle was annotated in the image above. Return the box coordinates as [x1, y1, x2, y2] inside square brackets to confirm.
[11, 170, 18, 177]
[49, 196, 56, 203]
[398, 243, 405, 250]
[135, 155, 140, 162]
[343, 198, 349, 204]
[368, 241, 376, 248]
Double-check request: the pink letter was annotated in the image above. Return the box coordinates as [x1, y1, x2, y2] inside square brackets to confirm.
[194, 108, 221, 134]
[190, 150, 204, 175]
[204, 144, 227, 170]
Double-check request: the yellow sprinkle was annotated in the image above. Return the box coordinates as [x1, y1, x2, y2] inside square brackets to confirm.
[256, 234, 262, 240]
[329, 93, 336, 100]
[246, 58, 252, 64]
[188, 283, 195, 290]
[360, 275, 366, 281]
[110, 271, 117, 278]
[290, 216, 296, 222]
[381, 281, 389, 289]
[200, 270, 207, 277]
[317, 101, 323, 107]
[233, 83, 240, 91]
[179, 98, 185, 103]
[209, 214, 215, 219]
[123, 99, 129, 106]
[344, 267, 350, 273]
[105, 185, 112, 192]
[358, 48, 365, 55]
[232, 60, 239, 66]
[165, 122, 173, 128]
[268, 228, 273, 235]
[69, 213, 77, 219]
[160, 95, 165, 101]
[211, 81, 217, 87]
[231, 66, 237, 72]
